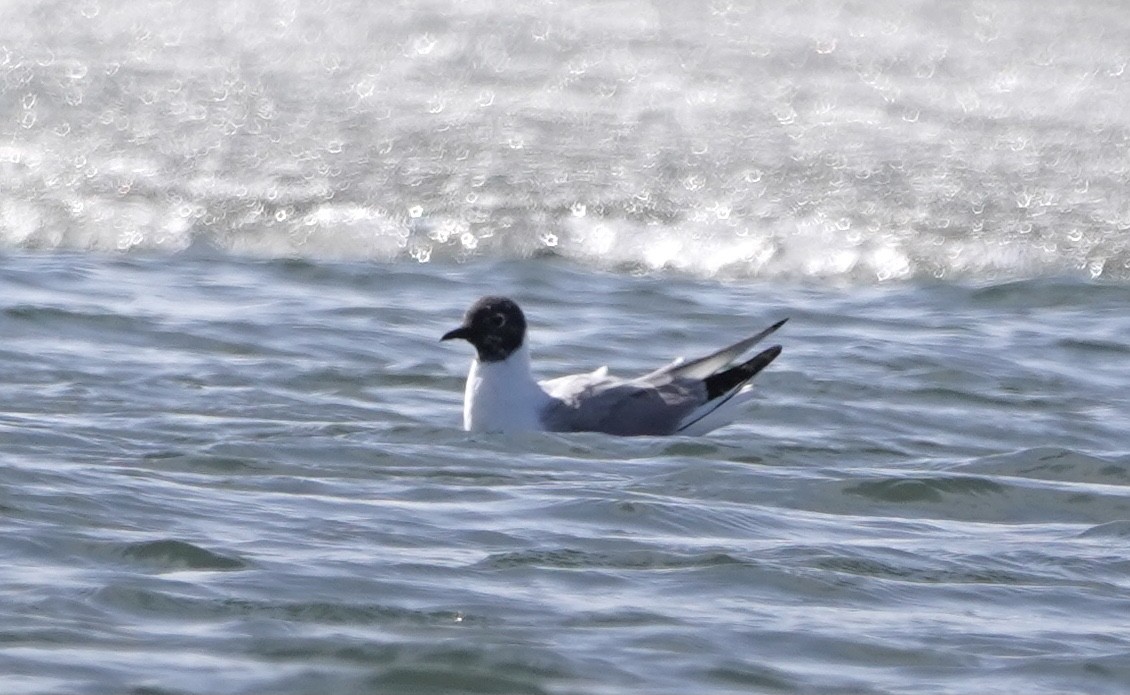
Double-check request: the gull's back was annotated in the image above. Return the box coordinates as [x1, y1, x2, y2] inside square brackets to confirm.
[539, 370, 710, 436]
[537, 320, 788, 436]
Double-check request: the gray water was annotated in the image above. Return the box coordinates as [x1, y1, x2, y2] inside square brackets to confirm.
[3, 1, 1130, 694]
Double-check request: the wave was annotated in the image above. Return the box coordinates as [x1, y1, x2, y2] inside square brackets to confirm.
[3, 189, 1129, 283]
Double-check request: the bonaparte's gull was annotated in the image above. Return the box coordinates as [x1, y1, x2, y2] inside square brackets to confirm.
[441, 296, 785, 436]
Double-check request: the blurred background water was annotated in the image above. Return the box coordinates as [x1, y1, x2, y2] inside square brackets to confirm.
[2, 1, 1130, 693]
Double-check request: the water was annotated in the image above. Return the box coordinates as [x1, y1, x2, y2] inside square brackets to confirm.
[2, 1, 1130, 693]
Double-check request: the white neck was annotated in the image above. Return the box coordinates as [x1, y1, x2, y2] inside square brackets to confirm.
[463, 342, 549, 433]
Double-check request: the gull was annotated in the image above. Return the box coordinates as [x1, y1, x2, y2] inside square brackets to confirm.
[441, 296, 786, 436]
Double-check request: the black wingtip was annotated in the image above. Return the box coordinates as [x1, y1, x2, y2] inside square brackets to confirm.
[703, 344, 782, 400]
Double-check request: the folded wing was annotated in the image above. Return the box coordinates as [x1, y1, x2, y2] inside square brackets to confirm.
[539, 320, 786, 436]
[540, 371, 708, 435]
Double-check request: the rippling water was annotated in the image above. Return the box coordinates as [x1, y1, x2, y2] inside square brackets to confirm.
[3, 0, 1130, 693]
[3, 255, 1129, 694]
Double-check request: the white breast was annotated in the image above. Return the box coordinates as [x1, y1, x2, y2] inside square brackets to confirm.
[462, 344, 550, 433]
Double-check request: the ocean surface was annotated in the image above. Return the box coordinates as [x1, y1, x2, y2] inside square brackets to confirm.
[2, 1, 1130, 693]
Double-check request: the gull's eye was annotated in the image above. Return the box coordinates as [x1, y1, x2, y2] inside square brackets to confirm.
[490, 313, 507, 328]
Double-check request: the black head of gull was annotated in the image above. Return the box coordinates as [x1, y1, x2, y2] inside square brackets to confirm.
[441, 295, 527, 363]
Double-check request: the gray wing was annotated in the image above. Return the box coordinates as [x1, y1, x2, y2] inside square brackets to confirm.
[639, 318, 788, 383]
[539, 371, 707, 436]
[538, 319, 787, 436]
